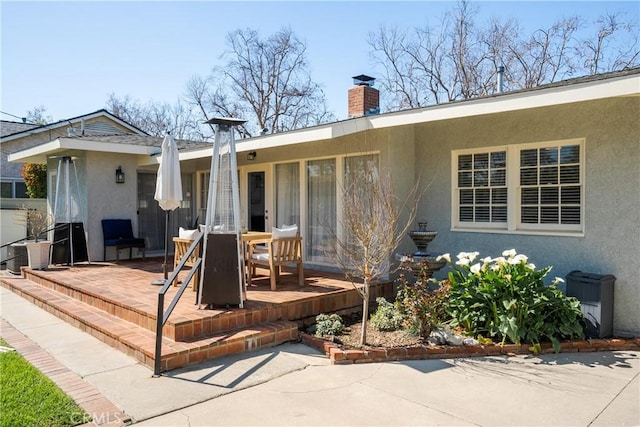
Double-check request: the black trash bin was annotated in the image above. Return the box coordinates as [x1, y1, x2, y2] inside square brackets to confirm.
[565, 270, 615, 338]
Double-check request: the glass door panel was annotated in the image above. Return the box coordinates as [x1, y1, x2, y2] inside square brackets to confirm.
[306, 159, 336, 262]
[275, 162, 300, 228]
[248, 172, 265, 231]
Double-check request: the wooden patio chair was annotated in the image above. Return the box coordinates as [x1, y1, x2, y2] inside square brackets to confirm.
[173, 237, 201, 291]
[247, 232, 304, 291]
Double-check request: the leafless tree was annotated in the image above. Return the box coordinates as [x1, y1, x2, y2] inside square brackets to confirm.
[105, 93, 207, 140]
[329, 154, 421, 345]
[508, 16, 580, 88]
[369, 0, 639, 110]
[185, 27, 335, 138]
[581, 12, 640, 74]
[25, 106, 52, 125]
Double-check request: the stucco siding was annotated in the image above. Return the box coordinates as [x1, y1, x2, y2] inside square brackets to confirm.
[414, 96, 640, 336]
[84, 152, 141, 261]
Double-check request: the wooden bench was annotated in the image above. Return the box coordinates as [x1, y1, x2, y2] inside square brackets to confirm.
[247, 233, 303, 291]
[101, 219, 146, 262]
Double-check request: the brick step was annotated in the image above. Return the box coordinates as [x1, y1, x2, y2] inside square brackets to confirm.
[1, 276, 299, 373]
[20, 268, 284, 341]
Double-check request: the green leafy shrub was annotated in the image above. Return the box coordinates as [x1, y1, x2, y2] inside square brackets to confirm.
[443, 250, 584, 351]
[20, 163, 47, 199]
[370, 297, 403, 331]
[313, 313, 344, 337]
[395, 264, 451, 338]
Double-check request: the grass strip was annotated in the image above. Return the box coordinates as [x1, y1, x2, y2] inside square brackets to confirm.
[0, 338, 90, 427]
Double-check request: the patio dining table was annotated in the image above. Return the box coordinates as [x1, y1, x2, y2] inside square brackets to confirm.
[240, 231, 272, 243]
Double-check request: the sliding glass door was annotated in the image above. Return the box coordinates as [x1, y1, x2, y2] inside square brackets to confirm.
[306, 159, 336, 262]
[275, 162, 300, 228]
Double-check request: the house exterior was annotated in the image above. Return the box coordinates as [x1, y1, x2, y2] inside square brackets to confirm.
[0, 110, 151, 261]
[1, 109, 148, 201]
[8, 68, 639, 337]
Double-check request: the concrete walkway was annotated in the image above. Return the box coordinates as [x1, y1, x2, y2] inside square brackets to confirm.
[1, 286, 639, 426]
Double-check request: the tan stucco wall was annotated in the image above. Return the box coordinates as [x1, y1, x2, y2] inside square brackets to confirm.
[49, 152, 144, 262]
[413, 95, 640, 336]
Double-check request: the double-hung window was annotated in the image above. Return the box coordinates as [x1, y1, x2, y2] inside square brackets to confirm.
[456, 150, 508, 228]
[452, 139, 584, 235]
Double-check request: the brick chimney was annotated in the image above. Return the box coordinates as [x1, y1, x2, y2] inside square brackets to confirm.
[348, 74, 379, 118]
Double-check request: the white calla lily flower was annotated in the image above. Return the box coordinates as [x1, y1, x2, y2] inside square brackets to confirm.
[502, 249, 517, 258]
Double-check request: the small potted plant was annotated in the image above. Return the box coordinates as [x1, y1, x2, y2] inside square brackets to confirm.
[20, 207, 54, 270]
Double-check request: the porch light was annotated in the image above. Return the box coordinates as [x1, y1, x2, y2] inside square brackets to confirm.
[247, 151, 257, 161]
[115, 166, 125, 184]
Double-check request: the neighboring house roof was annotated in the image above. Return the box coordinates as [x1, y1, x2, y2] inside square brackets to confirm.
[0, 109, 148, 143]
[0, 121, 40, 137]
[66, 134, 211, 151]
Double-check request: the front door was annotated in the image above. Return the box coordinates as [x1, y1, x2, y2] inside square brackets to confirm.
[248, 171, 265, 231]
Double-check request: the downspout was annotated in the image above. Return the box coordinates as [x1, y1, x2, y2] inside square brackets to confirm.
[497, 66, 505, 93]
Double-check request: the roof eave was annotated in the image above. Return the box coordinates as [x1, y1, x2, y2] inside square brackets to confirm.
[8, 137, 161, 164]
[180, 71, 639, 161]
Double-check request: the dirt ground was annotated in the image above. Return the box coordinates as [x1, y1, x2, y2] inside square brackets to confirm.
[335, 321, 425, 349]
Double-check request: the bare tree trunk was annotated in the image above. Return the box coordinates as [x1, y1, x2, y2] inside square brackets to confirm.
[360, 279, 370, 346]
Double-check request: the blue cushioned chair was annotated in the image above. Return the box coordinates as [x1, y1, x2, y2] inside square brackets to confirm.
[101, 219, 146, 262]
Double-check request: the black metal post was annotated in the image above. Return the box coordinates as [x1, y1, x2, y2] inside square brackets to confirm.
[163, 210, 170, 280]
[153, 292, 165, 377]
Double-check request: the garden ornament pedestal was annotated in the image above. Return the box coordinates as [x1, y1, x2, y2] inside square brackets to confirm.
[395, 221, 446, 277]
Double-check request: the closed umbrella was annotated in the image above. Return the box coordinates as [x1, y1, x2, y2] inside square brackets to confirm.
[152, 133, 182, 284]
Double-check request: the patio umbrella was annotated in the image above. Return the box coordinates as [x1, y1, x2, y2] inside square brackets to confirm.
[152, 133, 182, 284]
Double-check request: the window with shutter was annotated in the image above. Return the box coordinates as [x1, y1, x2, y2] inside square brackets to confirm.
[519, 144, 582, 230]
[452, 139, 584, 235]
[457, 150, 507, 225]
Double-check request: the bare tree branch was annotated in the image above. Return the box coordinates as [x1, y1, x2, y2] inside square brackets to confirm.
[369, 0, 639, 110]
[328, 152, 424, 345]
[185, 27, 335, 137]
[105, 93, 205, 140]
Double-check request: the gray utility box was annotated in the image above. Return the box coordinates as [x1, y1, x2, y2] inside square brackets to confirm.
[565, 271, 615, 339]
[7, 244, 28, 274]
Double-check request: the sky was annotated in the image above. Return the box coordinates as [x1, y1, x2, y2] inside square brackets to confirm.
[1, 1, 638, 124]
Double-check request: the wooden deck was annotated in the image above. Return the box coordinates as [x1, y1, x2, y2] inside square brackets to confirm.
[1, 258, 393, 372]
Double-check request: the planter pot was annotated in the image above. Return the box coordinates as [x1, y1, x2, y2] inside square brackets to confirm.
[25, 241, 52, 270]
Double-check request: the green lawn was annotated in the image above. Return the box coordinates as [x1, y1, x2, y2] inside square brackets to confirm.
[0, 338, 90, 427]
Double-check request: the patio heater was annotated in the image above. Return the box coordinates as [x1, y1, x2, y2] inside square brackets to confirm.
[51, 156, 89, 265]
[197, 117, 246, 308]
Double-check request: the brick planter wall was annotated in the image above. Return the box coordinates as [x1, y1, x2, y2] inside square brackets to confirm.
[300, 332, 640, 365]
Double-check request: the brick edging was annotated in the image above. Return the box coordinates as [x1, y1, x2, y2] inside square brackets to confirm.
[299, 332, 640, 365]
[0, 318, 131, 426]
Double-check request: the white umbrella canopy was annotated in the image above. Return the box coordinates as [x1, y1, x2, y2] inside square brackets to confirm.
[152, 133, 182, 283]
[154, 133, 183, 211]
